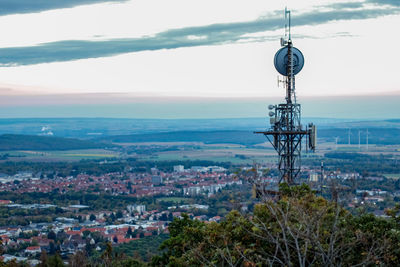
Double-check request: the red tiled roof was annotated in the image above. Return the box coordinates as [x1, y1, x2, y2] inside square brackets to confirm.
[26, 246, 41, 251]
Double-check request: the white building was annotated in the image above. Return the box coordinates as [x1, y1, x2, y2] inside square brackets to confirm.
[127, 204, 146, 214]
[173, 165, 185, 172]
[209, 166, 226, 173]
[309, 172, 319, 182]
[191, 166, 208, 172]
[24, 246, 41, 256]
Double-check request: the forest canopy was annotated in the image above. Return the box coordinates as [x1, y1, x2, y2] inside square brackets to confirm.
[152, 184, 400, 266]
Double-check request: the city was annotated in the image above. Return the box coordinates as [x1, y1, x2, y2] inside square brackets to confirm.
[0, 150, 398, 264]
[0, 0, 399, 266]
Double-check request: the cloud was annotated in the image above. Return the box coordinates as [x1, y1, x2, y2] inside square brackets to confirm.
[0, 2, 398, 66]
[368, 0, 400, 7]
[0, 0, 127, 16]
[322, 2, 365, 9]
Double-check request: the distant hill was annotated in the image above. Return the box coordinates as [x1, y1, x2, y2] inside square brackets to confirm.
[99, 130, 267, 146]
[0, 134, 106, 151]
[0, 118, 398, 147]
[328, 120, 400, 129]
[100, 127, 400, 146]
[318, 128, 400, 145]
[0, 117, 374, 138]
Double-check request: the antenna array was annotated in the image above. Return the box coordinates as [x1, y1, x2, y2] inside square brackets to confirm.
[255, 9, 316, 184]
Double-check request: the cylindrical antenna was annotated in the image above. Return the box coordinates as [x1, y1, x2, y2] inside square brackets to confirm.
[284, 7, 287, 40]
[284, 7, 291, 41]
[321, 161, 324, 180]
[335, 136, 339, 150]
[348, 128, 351, 145]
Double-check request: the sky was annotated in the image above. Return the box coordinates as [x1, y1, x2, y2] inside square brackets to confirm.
[0, 0, 399, 118]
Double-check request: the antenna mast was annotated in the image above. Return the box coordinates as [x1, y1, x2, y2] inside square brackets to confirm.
[255, 9, 316, 185]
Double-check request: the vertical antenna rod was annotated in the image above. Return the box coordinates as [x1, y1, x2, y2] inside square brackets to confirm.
[348, 129, 351, 145]
[287, 8, 291, 41]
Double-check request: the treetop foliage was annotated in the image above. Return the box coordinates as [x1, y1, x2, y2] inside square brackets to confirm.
[152, 184, 400, 266]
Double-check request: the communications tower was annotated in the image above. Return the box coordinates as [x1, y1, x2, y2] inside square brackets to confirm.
[255, 9, 316, 185]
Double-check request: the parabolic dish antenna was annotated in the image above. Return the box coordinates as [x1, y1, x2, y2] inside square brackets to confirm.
[274, 46, 304, 76]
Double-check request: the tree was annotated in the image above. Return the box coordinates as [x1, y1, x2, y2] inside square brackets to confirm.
[101, 242, 113, 267]
[47, 230, 56, 240]
[167, 213, 173, 221]
[48, 254, 64, 267]
[152, 213, 205, 266]
[98, 241, 147, 267]
[116, 210, 123, 219]
[153, 184, 400, 266]
[159, 213, 168, 221]
[113, 235, 119, 244]
[49, 241, 56, 255]
[69, 250, 87, 267]
[38, 250, 48, 267]
[126, 227, 133, 238]
[90, 214, 96, 221]
[2, 259, 20, 267]
[82, 230, 91, 239]
[113, 258, 144, 267]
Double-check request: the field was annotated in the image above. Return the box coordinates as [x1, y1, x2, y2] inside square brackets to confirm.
[383, 174, 400, 180]
[0, 142, 283, 164]
[136, 143, 280, 164]
[1, 140, 399, 164]
[134, 141, 400, 165]
[1, 149, 120, 161]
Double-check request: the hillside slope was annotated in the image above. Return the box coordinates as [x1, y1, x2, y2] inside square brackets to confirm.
[99, 127, 400, 146]
[99, 130, 267, 146]
[0, 134, 106, 150]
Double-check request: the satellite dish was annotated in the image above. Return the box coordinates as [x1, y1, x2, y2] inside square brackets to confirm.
[274, 46, 304, 76]
[280, 37, 286, 47]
